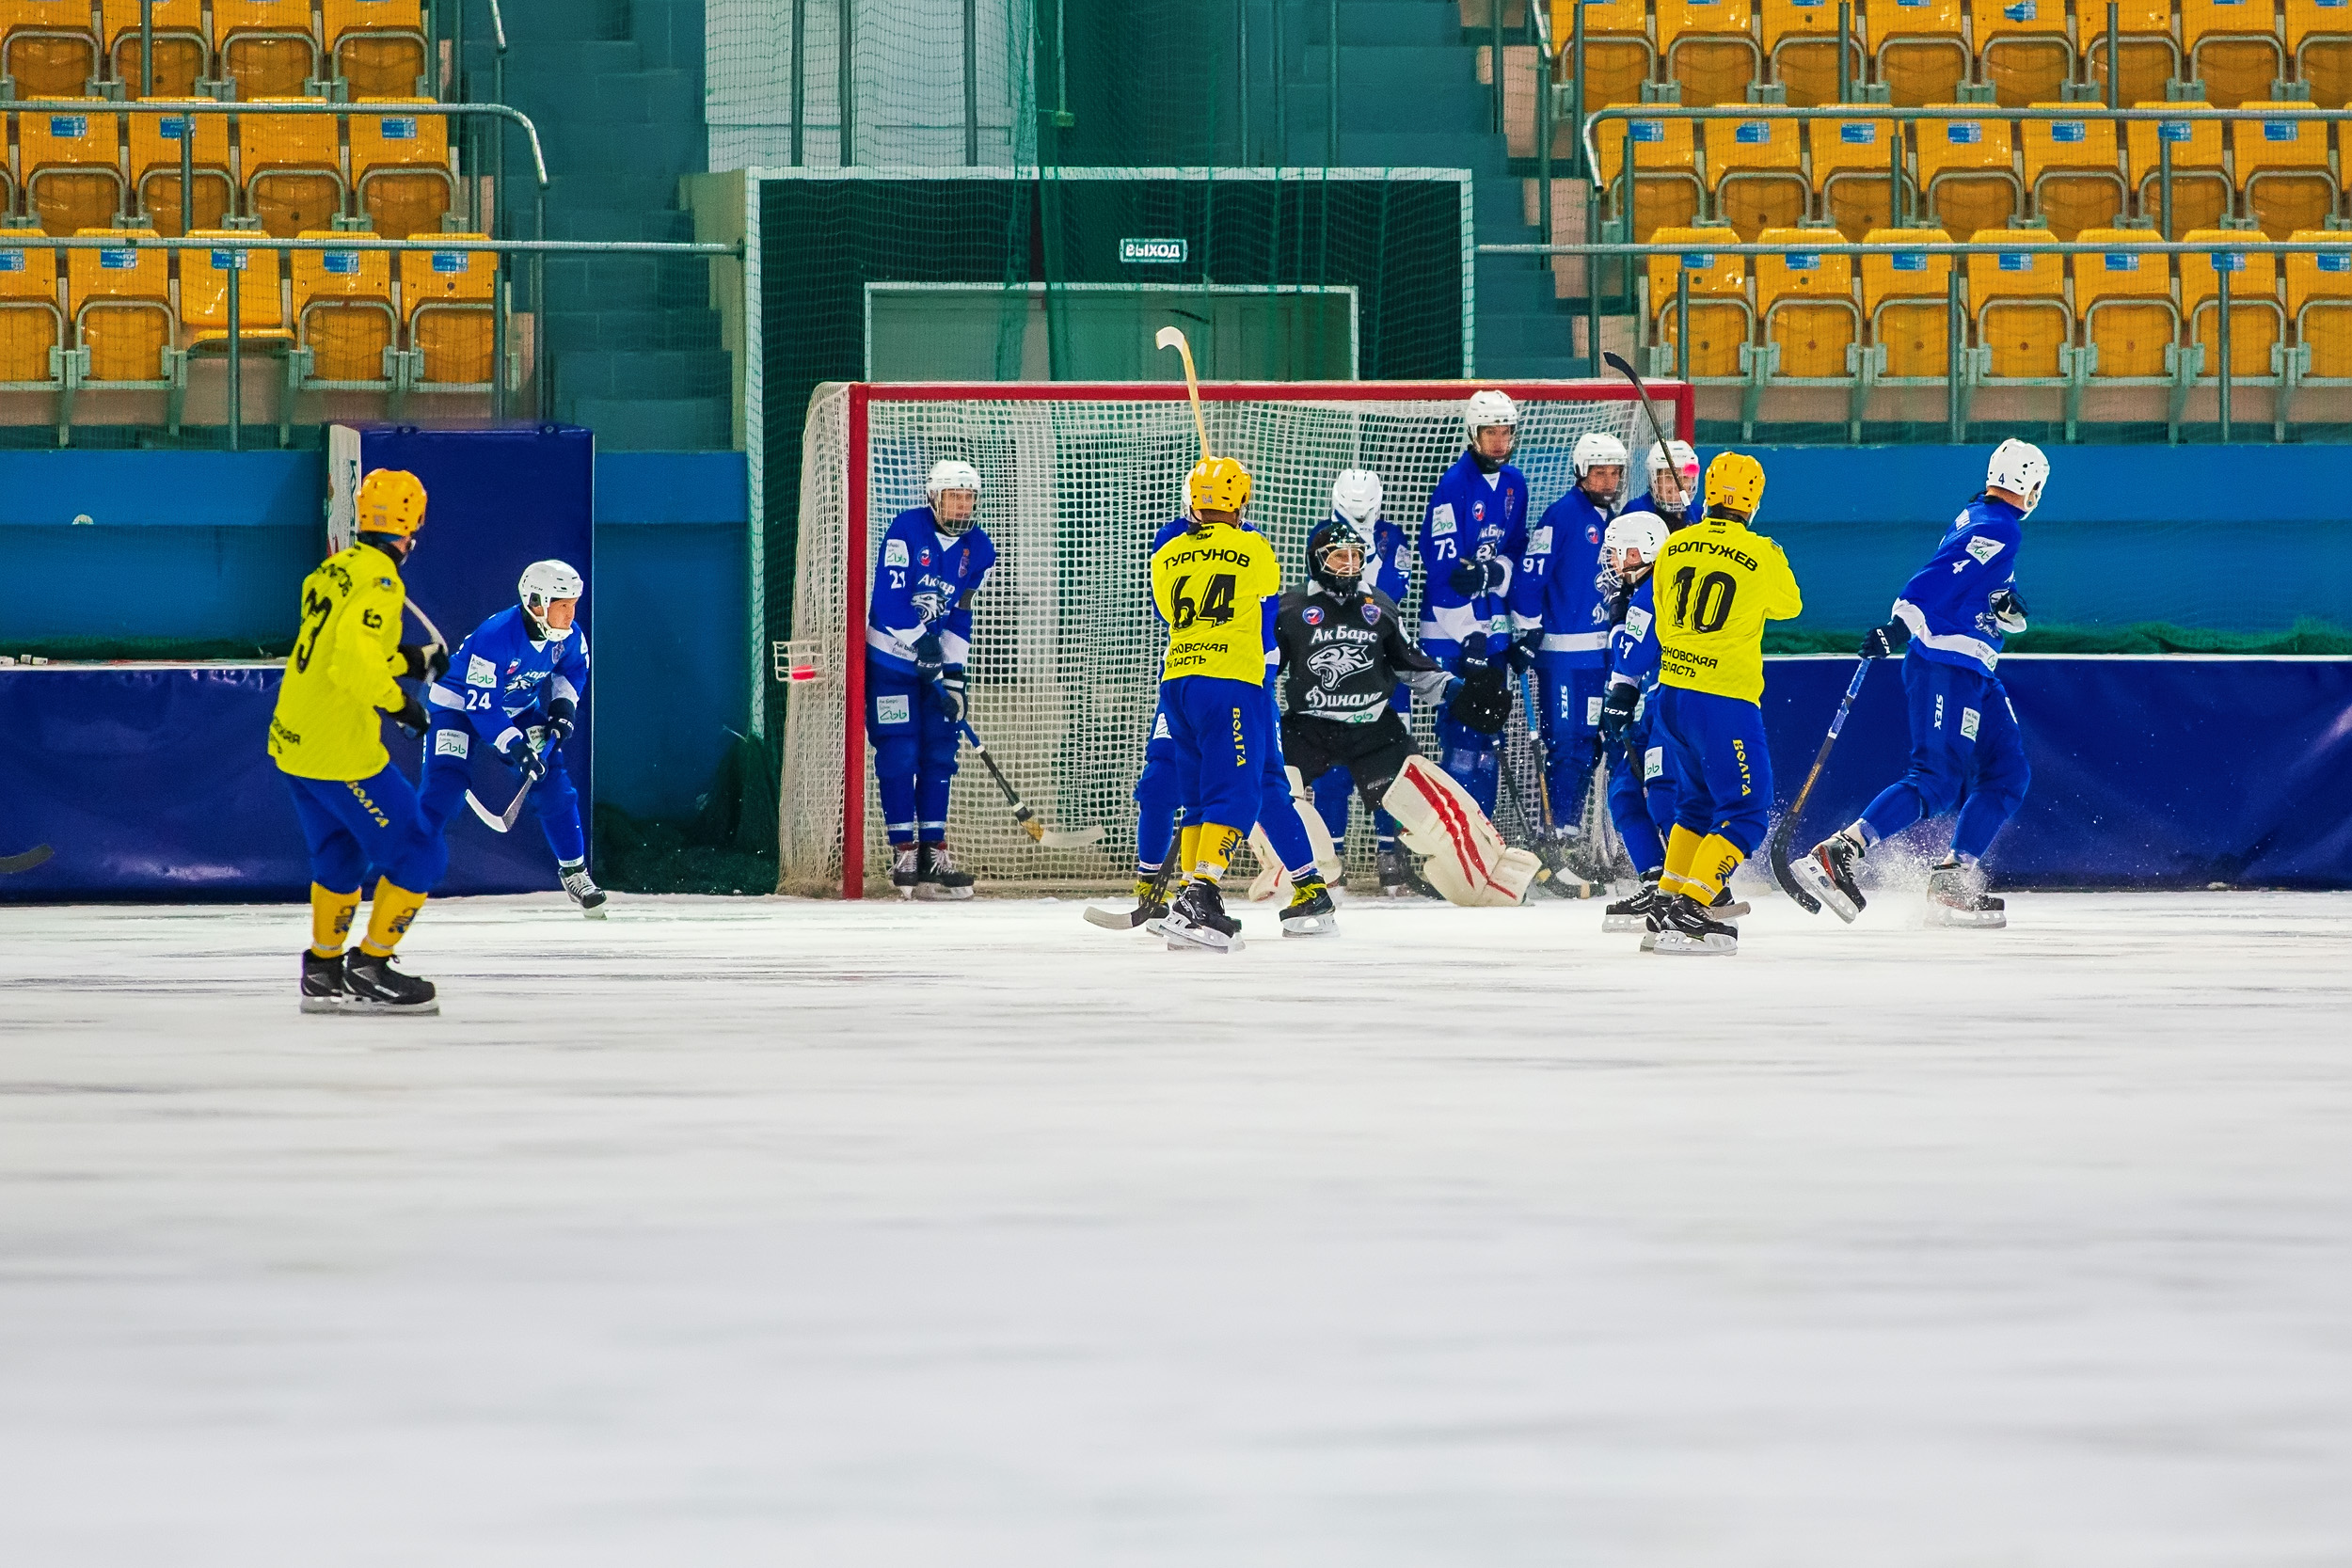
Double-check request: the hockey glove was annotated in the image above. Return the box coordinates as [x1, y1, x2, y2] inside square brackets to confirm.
[935, 666, 967, 723]
[1452, 663, 1512, 736]
[1858, 618, 1912, 660]
[500, 732, 548, 784]
[389, 692, 430, 736]
[1988, 587, 2029, 636]
[397, 641, 449, 683]
[1447, 558, 1505, 598]
[1597, 680, 1641, 746]
[544, 695, 578, 748]
[1505, 629, 1541, 673]
[913, 631, 945, 682]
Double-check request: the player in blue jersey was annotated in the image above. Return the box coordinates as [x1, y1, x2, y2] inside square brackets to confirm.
[1313, 467, 1428, 895]
[1507, 430, 1626, 863]
[1618, 439, 1700, 533]
[1798, 438, 2045, 930]
[1418, 390, 1528, 816]
[1594, 511, 1677, 933]
[866, 460, 997, 899]
[418, 560, 600, 914]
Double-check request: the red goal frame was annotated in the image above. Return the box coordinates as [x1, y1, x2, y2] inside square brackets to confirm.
[833, 379, 1693, 899]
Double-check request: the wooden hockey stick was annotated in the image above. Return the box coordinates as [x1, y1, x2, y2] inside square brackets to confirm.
[1767, 657, 1873, 913]
[938, 684, 1104, 848]
[1155, 326, 1212, 461]
[0, 844, 55, 875]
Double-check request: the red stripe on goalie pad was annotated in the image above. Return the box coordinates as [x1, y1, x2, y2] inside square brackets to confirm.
[1395, 756, 1516, 897]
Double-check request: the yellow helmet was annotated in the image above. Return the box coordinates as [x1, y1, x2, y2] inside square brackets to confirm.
[1704, 451, 1765, 518]
[1186, 455, 1251, 517]
[356, 467, 428, 538]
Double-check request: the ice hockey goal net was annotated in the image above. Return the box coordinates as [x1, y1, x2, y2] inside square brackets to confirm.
[780, 381, 1688, 897]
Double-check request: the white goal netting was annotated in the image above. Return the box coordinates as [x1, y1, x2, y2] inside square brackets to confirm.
[780, 383, 1665, 896]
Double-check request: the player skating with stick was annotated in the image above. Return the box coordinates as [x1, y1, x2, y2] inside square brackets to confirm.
[1417, 391, 1529, 817]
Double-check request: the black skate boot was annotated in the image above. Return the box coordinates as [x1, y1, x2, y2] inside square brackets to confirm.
[1376, 845, 1438, 899]
[1164, 879, 1245, 952]
[558, 859, 608, 919]
[1279, 873, 1339, 938]
[1603, 880, 1659, 934]
[1794, 827, 1868, 923]
[890, 845, 919, 898]
[1654, 892, 1739, 956]
[343, 950, 440, 1014]
[299, 949, 349, 1014]
[914, 842, 977, 901]
[1926, 857, 2007, 929]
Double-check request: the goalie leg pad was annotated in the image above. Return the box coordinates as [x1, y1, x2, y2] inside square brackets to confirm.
[1386, 754, 1536, 907]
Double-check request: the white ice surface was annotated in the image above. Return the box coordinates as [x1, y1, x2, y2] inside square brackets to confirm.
[3, 891, 2351, 1566]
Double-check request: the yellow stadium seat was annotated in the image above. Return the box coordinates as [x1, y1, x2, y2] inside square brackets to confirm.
[1754, 226, 1862, 376]
[1596, 115, 1707, 241]
[2283, 227, 2352, 374]
[2082, 0, 2181, 108]
[179, 229, 290, 349]
[0, 229, 65, 387]
[2181, 0, 2286, 107]
[2125, 103, 2233, 238]
[349, 103, 451, 239]
[1812, 112, 1908, 240]
[1645, 226, 1753, 377]
[1759, 0, 1862, 108]
[66, 227, 173, 384]
[291, 230, 396, 387]
[5, 0, 97, 98]
[100, 0, 205, 96]
[2234, 104, 2341, 240]
[1915, 106, 2020, 240]
[1656, 0, 1763, 107]
[20, 104, 126, 238]
[1976, 0, 2073, 107]
[2074, 226, 2180, 378]
[2021, 104, 2126, 240]
[324, 0, 426, 100]
[241, 102, 346, 238]
[1870, 0, 1969, 107]
[2178, 227, 2284, 380]
[1705, 112, 1808, 241]
[2285, 0, 2352, 109]
[1552, 0, 1657, 112]
[400, 233, 497, 387]
[215, 0, 319, 99]
[127, 102, 232, 238]
[1966, 227, 2070, 377]
[1860, 225, 1955, 377]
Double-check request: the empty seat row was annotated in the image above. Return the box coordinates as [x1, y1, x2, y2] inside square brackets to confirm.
[0, 225, 496, 393]
[1525, 0, 2352, 109]
[1644, 221, 2352, 387]
[1, 100, 452, 238]
[1, 1, 426, 100]
[1601, 103, 2345, 238]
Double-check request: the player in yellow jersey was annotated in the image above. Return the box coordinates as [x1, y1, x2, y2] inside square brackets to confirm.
[268, 468, 451, 1013]
[1149, 455, 1283, 952]
[1646, 451, 1803, 955]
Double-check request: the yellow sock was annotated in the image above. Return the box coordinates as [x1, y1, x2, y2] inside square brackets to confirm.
[1686, 834, 1746, 902]
[1178, 824, 1202, 879]
[358, 878, 429, 958]
[1190, 822, 1241, 883]
[310, 883, 360, 958]
[1659, 824, 1704, 900]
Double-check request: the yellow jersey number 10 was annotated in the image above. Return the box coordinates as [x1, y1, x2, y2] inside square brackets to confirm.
[1667, 564, 1738, 634]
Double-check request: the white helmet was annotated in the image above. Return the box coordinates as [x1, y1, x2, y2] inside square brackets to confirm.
[1330, 468, 1384, 540]
[1603, 512, 1670, 569]
[1986, 438, 2049, 515]
[1573, 431, 1629, 479]
[518, 559, 583, 641]
[926, 458, 982, 533]
[1464, 388, 1518, 440]
[1645, 439, 1700, 482]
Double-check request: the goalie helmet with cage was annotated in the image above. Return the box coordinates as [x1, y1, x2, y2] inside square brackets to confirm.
[1329, 468, 1384, 543]
[1306, 517, 1367, 596]
[518, 559, 583, 641]
[925, 459, 983, 535]
[1986, 438, 2049, 516]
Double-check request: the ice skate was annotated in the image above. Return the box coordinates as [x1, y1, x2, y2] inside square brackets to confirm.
[1653, 893, 1739, 956]
[1278, 874, 1339, 938]
[1163, 879, 1244, 953]
[1793, 828, 1867, 923]
[298, 949, 349, 1014]
[342, 951, 440, 1014]
[890, 845, 919, 899]
[914, 842, 976, 901]
[1926, 857, 2007, 928]
[558, 860, 607, 919]
[1375, 845, 1437, 900]
[1603, 881, 1659, 934]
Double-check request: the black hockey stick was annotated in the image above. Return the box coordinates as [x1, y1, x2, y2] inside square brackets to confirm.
[1601, 352, 1677, 471]
[1767, 657, 1873, 912]
[1084, 857, 1178, 929]
[0, 844, 55, 875]
[937, 685, 1105, 849]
